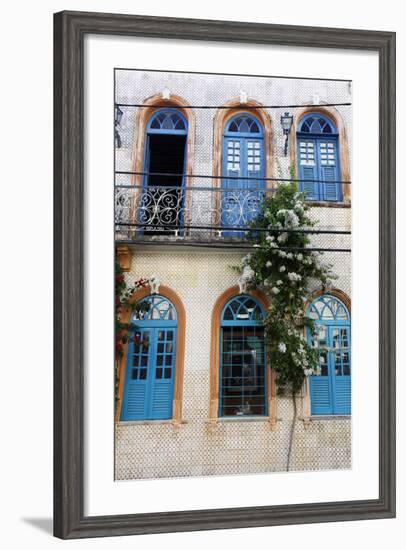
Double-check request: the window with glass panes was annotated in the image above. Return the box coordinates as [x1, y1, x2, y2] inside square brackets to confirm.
[297, 113, 342, 202]
[221, 114, 265, 235]
[120, 295, 177, 421]
[307, 295, 351, 415]
[219, 295, 267, 416]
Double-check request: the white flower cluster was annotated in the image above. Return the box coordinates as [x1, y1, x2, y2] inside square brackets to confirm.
[241, 264, 254, 281]
[290, 341, 313, 375]
[266, 260, 272, 267]
[291, 352, 301, 367]
[271, 287, 280, 294]
[287, 272, 302, 282]
[266, 235, 278, 248]
[277, 232, 288, 244]
[278, 342, 287, 353]
[279, 265, 286, 272]
[319, 259, 334, 271]
[277, 209, 300, 229]
[293, 202, 304, 215]
[297, 343, 306, 357]
[302, 256, 313, 266]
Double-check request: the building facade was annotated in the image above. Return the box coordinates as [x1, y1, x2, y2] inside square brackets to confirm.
[114, 69, 351, 480]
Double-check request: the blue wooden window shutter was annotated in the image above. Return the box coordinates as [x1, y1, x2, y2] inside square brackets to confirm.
[121, 295, 177, 421]
[221, 114, 265, 235]
[307, 295, 351, 415]
[297, 114, 342, 202]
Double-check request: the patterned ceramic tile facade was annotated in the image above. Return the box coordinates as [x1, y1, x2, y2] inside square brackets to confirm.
[115, 251, 351, 480]
[115, 70, 351, 480]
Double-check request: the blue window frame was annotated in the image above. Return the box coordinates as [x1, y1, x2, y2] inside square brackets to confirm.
[221, 114, 265, 236]
[307, 295, 351, 415]
[297, 113, 342, 202]
[121, 295, 177, 421]
[219, 295, 267, 416]
[147, 110, 188, 134]
[140, 109, 188, 234]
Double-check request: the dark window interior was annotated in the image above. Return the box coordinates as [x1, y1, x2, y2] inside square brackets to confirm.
[220, 326, 266, 416]
[142, 134, 187, 233]
[147, 134, 186, 187]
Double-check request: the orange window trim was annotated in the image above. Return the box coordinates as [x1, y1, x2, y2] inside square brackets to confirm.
[209, 286, 276, 424]
[116, 285, 186, 423]
[291, 106, 351, 203]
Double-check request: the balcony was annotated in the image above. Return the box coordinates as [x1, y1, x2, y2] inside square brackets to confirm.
[114, 178, 351, 252]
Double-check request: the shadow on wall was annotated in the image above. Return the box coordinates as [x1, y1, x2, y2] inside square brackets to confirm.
[21, 518, 53, 535]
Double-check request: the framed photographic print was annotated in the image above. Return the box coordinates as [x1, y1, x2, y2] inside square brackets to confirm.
[54, 10, 396, 539]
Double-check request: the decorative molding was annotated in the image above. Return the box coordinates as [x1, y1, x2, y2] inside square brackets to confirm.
[116, 245, 132, 271]
[239, 91, 248, 104]
[149, 274, 161, 294]
[237, 276, 247, 294]
[312, 92, 321, 105]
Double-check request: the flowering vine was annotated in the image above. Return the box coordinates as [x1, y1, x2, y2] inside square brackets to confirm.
[115, 260, 149, 403]
[237, 179, 336, 396]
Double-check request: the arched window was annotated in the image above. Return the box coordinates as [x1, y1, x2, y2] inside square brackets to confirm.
[219, 295, 267, 416]
[121, 295, 178, 420]
[307, 294, 351, 415]
[147, 110, 187, 133]
[140, 108, 188, 234]
[221, 114, 265, 235]
[297, 113, 342, 202]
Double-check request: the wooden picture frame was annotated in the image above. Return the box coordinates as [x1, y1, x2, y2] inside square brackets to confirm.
[54, 10, 396, 539]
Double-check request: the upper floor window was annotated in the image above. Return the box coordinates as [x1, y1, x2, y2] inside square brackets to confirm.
[219, 295, 267, 416]
[221, 114, 265, 235]
[297, 113, 342, 202]
[147, 109, 188, 134]
[307, 294, 351, 415]
[121, 295, 178, 421]
[141, 109, 188, 234]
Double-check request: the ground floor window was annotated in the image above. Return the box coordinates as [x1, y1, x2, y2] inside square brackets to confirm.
[121, 295, 177, 421]
[219, 295, 267, 416]
[307, 294, 351, 415]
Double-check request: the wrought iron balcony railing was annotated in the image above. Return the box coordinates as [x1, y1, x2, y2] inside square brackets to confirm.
[115, 182, 351, 251]
[115, 184, 272, 238]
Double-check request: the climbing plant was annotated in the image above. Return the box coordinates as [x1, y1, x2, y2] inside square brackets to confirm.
[237, 178, 336, 396]
[115, 260, 149, 403]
